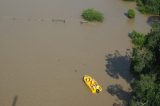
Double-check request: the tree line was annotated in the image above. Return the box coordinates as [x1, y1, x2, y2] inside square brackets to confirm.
[124, 0, 160, 15]
[129, 23, 160, 106]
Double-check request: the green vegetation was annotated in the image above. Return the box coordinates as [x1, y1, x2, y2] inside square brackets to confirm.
[136, 0, 160, 15]
[130, 75, 160, 106]
[129, 24, 160, 106]
[127, 9, 135, 18]
[130, 31, 145, 46]
[123, 0, 160, 15]
[82, 8, 104, 22]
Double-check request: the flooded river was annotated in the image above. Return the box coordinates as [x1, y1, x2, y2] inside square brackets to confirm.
[0, 0, 150, 106]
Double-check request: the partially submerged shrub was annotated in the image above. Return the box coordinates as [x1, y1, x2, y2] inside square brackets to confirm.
[127, 9, 135, 18]
[82, 8, 104, 22]
[130, 31, 145, 46]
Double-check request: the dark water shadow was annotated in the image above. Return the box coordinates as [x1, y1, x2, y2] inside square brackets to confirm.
[105, 50, 133, 83]
[12, 96, 18, 106]
[147, 16, 160, 26]
[107, 84, 132, 106]
[124, 13, 128, 18]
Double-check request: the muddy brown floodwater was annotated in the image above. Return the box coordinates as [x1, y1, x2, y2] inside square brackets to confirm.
[0, 0, 150, 106]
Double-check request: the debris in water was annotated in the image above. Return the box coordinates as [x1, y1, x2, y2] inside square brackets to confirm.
[80, 21, 88, 24]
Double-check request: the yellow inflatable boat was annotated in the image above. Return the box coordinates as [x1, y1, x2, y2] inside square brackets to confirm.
[83, 75, 102, 94]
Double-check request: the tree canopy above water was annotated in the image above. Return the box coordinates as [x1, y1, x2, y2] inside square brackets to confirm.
[137, 0, 160, 15]
[129, 24, 160, 106]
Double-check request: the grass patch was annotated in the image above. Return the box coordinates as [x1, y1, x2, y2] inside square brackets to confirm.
[82, 8, 104, 22]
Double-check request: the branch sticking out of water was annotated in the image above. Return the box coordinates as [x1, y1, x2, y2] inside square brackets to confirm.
[12, 96, 18, 106]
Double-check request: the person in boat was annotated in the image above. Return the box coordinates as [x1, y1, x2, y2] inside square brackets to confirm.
[86, 78, 90, 82]
[91, 80, 95, 85]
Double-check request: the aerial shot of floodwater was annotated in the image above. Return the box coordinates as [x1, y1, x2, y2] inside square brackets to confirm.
[0, 0, 151, 106]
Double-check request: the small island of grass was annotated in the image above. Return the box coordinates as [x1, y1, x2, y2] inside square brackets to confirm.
[82, 8, 104, 22]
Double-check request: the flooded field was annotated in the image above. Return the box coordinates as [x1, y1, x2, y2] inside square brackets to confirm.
[0, 0, 150, 106]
